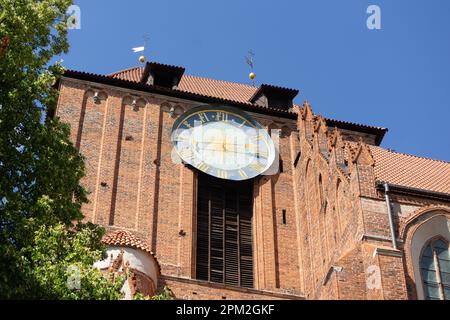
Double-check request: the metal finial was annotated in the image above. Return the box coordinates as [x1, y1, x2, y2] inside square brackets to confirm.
[245, 50, 256, 86]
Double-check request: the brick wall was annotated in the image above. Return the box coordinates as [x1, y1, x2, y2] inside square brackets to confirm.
[56, 77, 449, 300]
[160, 276, 303, 300]
[56, 78, 307, 299]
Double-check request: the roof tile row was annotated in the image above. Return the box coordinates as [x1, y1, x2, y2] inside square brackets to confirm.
[102, 230, 161, 272]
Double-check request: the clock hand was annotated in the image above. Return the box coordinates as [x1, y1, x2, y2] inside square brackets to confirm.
[192, 146, 269, 160]
[188, 139, 264, 147]
[182, 138, 268, 158]
[221, 143, 225, 163]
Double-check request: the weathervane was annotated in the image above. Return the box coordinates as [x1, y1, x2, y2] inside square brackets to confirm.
[132, 34, 150, 64]
[245, 50, 256, 85]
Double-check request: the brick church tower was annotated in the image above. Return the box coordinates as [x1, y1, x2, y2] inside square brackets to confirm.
[53, 61, 450, 300]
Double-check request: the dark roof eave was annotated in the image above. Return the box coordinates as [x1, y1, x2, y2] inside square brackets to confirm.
[325, 118, 388, 145]
[249, 84, 300, 103]
[140, 61, 186, 83]
[376, 181, 450, 201]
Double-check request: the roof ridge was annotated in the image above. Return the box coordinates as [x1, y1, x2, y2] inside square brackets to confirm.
[370, 145, 450, 164]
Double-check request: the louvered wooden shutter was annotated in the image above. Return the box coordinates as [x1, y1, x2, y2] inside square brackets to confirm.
[196, 173, 254, 288]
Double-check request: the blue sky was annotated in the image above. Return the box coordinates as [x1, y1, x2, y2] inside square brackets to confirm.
[60, 0, 450, 161]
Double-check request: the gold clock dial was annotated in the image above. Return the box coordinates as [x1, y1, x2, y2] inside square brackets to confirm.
[172, 106, 275, 181]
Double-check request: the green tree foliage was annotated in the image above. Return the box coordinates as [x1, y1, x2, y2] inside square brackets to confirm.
[25, 223, 124, 300]
[134, 286, 174, 300]
[0, 0, 123, 299]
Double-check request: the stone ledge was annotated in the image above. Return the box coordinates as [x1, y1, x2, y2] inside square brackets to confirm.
[361, 233, 404, 245]
[373, 247, 403, 258]
[161, 275, 305, 300]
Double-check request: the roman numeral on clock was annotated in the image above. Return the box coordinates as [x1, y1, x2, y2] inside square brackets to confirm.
[250, 133, 264, 143]
[198, 112, 209, 123]
[249, 162, 264, 172]
[197, 162, 209, 173]
[183, 121, 192, 129]
[217, 112, 228, 122]
[175, 136, 189, 144]
[217, 170, 228, 179]
[238, 169, 248, 179]
[179, 148, 194, 161]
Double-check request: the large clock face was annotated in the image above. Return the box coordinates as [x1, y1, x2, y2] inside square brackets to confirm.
[171, 105, 276, 181]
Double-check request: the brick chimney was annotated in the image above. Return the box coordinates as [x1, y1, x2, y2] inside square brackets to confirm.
[140, 61, 185, 89]
[249, 84, 299, 110]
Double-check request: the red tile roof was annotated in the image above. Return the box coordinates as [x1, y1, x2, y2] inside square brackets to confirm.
[110, 66, 257, 103]
[369, 146, 450, 195]
[179, 74, 257, 105]
[110, 67, 143, 83]
[102, 230, 160, 272]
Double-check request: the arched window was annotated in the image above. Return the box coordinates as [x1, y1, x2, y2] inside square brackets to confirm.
[420, 238, 450, 300]
[335, 179, 342, 237]
[318, 174, 324, 206]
